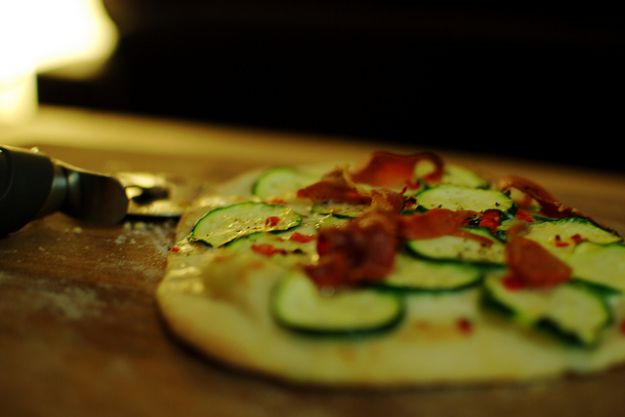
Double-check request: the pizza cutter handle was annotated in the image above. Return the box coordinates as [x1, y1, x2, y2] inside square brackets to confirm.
[0, 145, 128, 236]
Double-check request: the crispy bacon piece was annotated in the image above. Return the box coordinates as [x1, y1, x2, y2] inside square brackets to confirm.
[399, 209, 476, 239]
[400, 209, 493, 246]
[497, 176, 576, 219]
[304, 208, 498, 289]
[350, 151, 444, 187]
[251, 244, 288, 257]
[303, 210, 399, 288]
[369, 189, 406, 213]
[296, 168, 371, 205]
[479, 209, 503, 233]
[504, 226, 572, 288]
[289, 232, 316, 243]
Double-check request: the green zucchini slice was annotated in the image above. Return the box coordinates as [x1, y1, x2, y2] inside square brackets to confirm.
[483, 275, 611, 346]
[372, 254, 482, 293]
[406, 227, 505, 265]
[524, 217, 621, 257]
[416, 185, 513, 213]
[272, 273, 404, 337]
[191, 202, 302, 247]
[442, 164, 489, 189]
[568, 242, 625, 292]
[252, 167, 318, 198]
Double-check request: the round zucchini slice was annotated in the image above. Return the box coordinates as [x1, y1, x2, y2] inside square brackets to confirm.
[272, 273, 404, 337]
[406, 227, 505, 265]
[252, 167, 318, 198]
[372, 254, 482, 293]
[483, 274, 611, 347]
[416, 185, 513, 213]
[524, 217, 622, 258]
[191, 202, 302, 247]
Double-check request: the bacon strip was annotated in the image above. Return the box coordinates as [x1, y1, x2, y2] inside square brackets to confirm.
[303, 211, 399, 288]
[296, 168, 371, 205]
[399, 209, 475, 239]
[304, 208, 495, 289]
[497, 176, 576, 219]
[351, 151, 444, 187]
[504, 225, 571, 288]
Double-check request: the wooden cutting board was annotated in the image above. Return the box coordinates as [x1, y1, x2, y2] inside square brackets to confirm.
[2, 139, 625, 417]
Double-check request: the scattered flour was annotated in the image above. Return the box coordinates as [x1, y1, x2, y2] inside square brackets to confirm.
[40, 286, 103, 320]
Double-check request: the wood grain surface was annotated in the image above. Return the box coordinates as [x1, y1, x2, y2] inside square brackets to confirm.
[2, 107, 625, 417]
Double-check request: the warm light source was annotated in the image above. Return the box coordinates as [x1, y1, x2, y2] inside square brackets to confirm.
[0, 0, 118, 124]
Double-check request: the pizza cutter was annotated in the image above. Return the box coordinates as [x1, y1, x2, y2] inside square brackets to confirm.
[0, 145, 190, 236]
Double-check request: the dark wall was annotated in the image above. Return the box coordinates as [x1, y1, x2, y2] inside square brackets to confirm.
[39, 2, 625, 170]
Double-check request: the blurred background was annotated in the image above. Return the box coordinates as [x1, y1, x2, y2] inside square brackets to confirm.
[3, 1, 625, 170]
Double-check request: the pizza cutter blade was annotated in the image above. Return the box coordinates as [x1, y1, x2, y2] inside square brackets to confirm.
[0, 145, 191, 235]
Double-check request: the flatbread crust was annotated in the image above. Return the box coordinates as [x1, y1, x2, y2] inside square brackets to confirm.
[156, 163, 625, 386]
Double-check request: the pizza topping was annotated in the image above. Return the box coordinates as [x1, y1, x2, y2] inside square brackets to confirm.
[620, 320, 625, 336]
[297, 168, 371, 205]
[264, 216, 281, 227]
[191, 202, 302, 247]
[478, 209, 502, 233]
[399, 208, 476, 240]
[304, 210, 399, 289]
[251, 244, 288, 257]
[505, 230, 572, 288]
[350, 150, 444, 187]
[401, 208, 497, 249]
[483, 275, 611, 346]
[370, 254, 483, 293]
[554, 235, 570, 248]
[289, 232, 316, 243]
[497, 176, 576, 219]
[369, 189, 406, 213]
[253, 167, 318, 198]
[456, 318, 473, 335]
[271, 273, 405, 337]
[417, 185, 514, 213]
[571, 233, 584, 245]
[515, 209, 534, 222]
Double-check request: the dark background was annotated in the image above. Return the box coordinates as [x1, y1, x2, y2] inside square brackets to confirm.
[38, 2, 625, 171]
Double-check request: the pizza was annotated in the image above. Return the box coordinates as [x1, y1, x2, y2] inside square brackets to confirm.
[156, 151, 625, 386]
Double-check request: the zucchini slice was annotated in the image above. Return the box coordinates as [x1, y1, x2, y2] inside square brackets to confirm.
[525, 217, 621, 257]
[372, 254, 482, 293]
[441, 164, 489, 189]
[568, 242, 625, 292]
[406, 227, 505, 265]
[252, 167, 318, 198]
[483, 275, 611, 346]
[191, 202, 302, 247]
[313, 202, 366, 219]
[272, 273, 404, 337]
[417, 185, 513, 212]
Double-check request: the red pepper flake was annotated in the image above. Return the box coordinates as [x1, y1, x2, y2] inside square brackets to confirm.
[515, 209, 534, 223]
[268, 198, 287, 205]
[479, 209, 502, 233]
[554, 234, 570, 248]
[264, 216, 281, 227]
[456, 318, 473, 335]
[571, 234, 584, 245]
[620, 320, 625, 335]
[170, 246, 181, 253]
[289, 232, 316, 243]
[251, 244, 287, 257]
[502, 275, 527, 291]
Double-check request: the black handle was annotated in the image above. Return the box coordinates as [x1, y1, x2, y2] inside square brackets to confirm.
[0, 146, 128, 236]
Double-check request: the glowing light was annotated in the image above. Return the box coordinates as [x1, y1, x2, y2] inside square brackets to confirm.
[0, 0, 118, 124]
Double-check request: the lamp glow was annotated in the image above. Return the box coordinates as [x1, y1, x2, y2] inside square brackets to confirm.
[0, 0, 118, 124]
